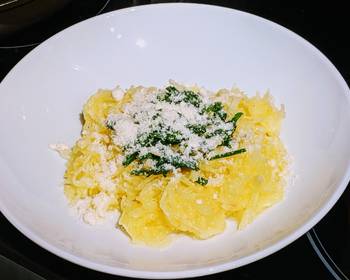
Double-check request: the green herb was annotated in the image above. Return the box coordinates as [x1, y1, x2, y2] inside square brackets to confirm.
[113, 86, 246, 178]
[137, 130, 184, 147]
[182, 90, 202, 107]
[220, 134, 232, 147]
[157, 86, 202, 107]
[138, 153, 160, 162]
[156, 86, 176, 103]
[131, 167, 169, 177]
[161, 131, 183, 145]
[209, 148, 246, 160]
[167, 156, 198, 170]
[106, 119, 116, 130]
[130, 155, 198, 176]
[205, 128, 225, 138]
[205, 102, 222, 113]
[204, 102, 227, 121]
[218, 112, 244, 146]
[195, 177, 208, 185]
[123, 152, 139, 166]
[152, 113, 161, 120]
[137, 131, 162, 147]
[130, 154, 198, 176]
[230, 112, 243, 123]
[187, 124, 207, 136]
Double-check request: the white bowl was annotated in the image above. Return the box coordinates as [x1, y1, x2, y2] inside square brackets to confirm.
[0, 3, 349, 279]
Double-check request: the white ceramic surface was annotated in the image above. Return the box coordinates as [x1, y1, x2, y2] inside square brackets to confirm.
[0, 3, 350, 279]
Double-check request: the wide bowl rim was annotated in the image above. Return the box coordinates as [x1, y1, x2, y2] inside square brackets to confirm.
[0, 3, 349, 279]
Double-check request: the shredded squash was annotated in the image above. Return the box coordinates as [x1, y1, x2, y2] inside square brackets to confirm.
[63, 83, 288, 246]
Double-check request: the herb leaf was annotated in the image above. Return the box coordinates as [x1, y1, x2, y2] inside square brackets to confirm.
[138, 153, 160, 162]
[167, 156, 198, 170]
[209, 148, 246, 160]
[182, 90, 202, 107]
[106, 119, 116, 130]
[195, 177, 208, 185]
[161, 131, 183, 145]
[230, 112, 243, 123]
[123, 152, 139, 166]
[157, 86, 202, 107]
[204, 102, 227, 121]
[187, 124, 207, 136]
[131, 167, 169, 177]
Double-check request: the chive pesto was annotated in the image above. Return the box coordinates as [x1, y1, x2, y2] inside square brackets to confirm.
[106, 85, 245, 180]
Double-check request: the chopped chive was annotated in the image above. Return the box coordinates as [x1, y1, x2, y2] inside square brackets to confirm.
[161, 131, 183, 145]
[157, 86, 202, 107]
[230, 112, 243, 123]
[204, 102, 227, 120]
[187, 124, 207, 136]
[131, 166, 170, 177]
[209, 148, 246, 160]
[138, 153, 160, 162]
[105, 120, 115, 130]
[195, 177, 208, 185]
[220, 134, 232, 147]
[167, 156, 198, 170]
[122, 152, 138, 166]
[182, 90, 202, 107]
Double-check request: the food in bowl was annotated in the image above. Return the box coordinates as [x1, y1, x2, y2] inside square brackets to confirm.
[52, 80, 289, 246]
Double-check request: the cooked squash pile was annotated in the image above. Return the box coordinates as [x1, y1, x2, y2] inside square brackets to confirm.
[61, 81, 288, 246]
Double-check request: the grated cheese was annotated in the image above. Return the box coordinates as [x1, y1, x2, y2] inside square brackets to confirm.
[106, 84, 241, 175]
[111, 86, 125, 100]
[49, 143, 71, 159]
[74, 192, 114, 225]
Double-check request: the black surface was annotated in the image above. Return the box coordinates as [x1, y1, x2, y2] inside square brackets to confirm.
[0, 213, 334, 280]
[0, 0, 109, 47]
[308, 187, 350, 279]
[0, 1, 349, 279]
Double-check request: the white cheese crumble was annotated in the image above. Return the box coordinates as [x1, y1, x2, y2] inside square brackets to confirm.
[89, 134, 118, 192]
[49, 143, 71, 159]
[74, 192, 114, 225]
[196, 199, 203, 205]
[110, 115, 138, 146]
[112, 86, 125, 100]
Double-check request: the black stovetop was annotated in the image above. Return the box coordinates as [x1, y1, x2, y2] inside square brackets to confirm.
[0, 1, 349, 279]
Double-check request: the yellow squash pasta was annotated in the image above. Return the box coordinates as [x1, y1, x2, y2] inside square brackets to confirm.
[62, 82, 288, 246]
